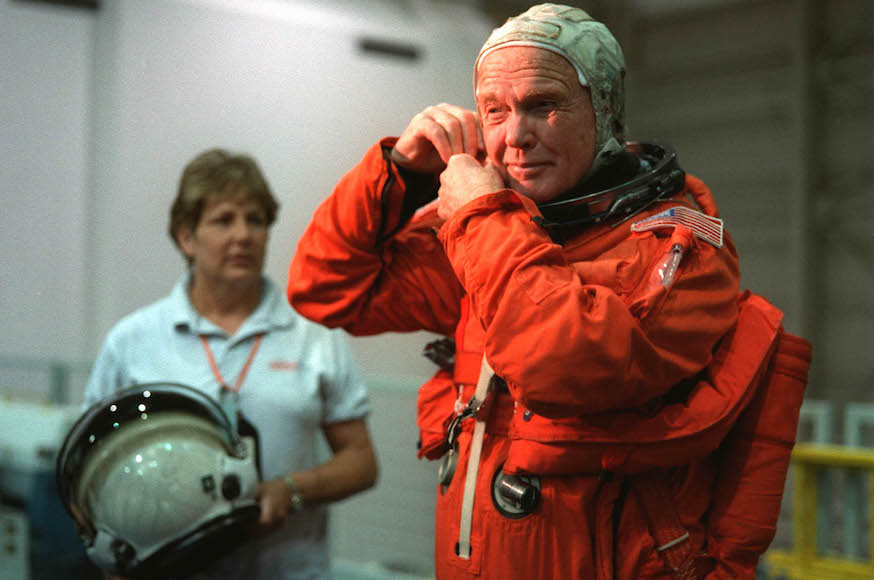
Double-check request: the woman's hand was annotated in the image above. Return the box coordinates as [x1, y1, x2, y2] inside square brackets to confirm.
[254, 478, 294, 528]
[252, 419, 377, 532]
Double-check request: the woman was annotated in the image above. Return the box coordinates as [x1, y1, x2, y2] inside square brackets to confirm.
[83, 149, 378, 579]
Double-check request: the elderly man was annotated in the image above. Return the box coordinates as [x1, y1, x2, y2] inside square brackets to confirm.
[289, 4, 808, 579]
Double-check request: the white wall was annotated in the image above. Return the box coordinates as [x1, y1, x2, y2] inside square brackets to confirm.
[0, 0, 494, 389]
[0, 1, 94, 361]
[87, 0, 492, 385]
[1, 0, 494, 575]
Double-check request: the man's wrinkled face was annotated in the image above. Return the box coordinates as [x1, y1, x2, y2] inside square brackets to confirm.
[475, 46, 596, 203]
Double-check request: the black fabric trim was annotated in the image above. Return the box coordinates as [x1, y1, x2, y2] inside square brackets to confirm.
[612, 478, 630, 580]
[376, 144, 439, 243]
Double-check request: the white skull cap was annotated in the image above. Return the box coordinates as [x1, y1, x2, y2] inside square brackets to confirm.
[475, 3, 627, 159]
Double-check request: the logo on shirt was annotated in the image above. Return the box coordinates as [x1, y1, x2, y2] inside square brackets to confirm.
[269, 360, 299, 371]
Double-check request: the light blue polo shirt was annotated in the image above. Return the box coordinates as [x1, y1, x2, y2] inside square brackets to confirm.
[84, 275, 370, 580]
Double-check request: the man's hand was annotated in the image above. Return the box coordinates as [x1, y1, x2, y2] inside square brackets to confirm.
[437, 154, 505, 221]
[391, 103, 484, 174]
[255, 478, 293, 528]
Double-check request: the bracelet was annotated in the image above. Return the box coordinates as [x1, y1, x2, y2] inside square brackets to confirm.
[283, 475, 305, 512]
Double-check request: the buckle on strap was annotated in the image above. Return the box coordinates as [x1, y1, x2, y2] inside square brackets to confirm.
[444, 380, 498, 448]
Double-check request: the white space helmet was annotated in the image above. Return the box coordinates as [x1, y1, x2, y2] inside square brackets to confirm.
[56, 383, 261, 579]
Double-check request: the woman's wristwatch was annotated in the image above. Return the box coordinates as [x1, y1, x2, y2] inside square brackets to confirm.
[283, 475, 305, 512]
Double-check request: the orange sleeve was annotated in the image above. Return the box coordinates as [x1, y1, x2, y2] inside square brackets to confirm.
[288, 138, 463, 336]
[438, 186, 740, 417]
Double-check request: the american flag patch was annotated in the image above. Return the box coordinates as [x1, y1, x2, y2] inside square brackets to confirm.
[631, 206, 724, 248]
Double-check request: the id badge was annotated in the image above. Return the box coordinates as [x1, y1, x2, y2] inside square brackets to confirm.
[219, 386, 240, 435]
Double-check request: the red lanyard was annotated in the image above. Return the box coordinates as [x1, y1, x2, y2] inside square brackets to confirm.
[200, 334, 264, 393]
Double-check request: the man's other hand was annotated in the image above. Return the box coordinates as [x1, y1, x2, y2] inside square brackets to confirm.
[437, 154, 504, 221]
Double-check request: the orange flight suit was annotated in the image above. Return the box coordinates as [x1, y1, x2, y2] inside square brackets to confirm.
[288, 138, 801, 579]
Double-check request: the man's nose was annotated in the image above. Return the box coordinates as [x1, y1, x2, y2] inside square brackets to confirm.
[505, 113, 534, 149]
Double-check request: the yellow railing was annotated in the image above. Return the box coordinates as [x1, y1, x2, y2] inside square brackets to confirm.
[765, 443, 874, 579]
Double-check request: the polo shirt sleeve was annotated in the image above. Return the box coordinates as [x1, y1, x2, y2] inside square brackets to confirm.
[83, 330, 128, 410]
[319, 329, 370, 424]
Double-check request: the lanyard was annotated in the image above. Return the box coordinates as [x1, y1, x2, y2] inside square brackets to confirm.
[200, 333, 264, 393]
[201, 333, 264, 434]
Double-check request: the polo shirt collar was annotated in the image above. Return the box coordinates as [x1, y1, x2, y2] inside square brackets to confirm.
[169, 273, 295, 339]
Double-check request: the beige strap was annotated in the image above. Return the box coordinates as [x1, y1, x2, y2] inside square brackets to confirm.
[457, 355, 494, 560]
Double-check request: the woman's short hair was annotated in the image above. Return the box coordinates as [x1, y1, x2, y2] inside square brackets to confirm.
[168, 148, 279, 249]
